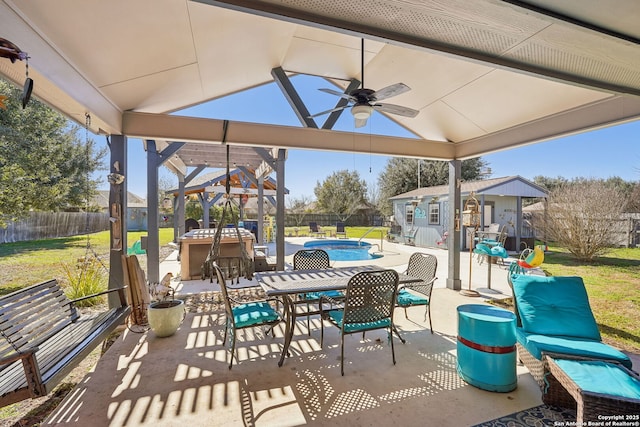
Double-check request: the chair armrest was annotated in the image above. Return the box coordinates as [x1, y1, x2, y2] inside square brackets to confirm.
[70, 286, 129, 307]
[0, 347, 37, 367]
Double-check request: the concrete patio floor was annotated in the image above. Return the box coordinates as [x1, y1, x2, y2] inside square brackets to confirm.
[41, 239, 602, 426]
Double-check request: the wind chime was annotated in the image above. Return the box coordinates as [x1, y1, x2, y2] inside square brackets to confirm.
[460, 191, 481, 297]
[0, 37, 33, 109]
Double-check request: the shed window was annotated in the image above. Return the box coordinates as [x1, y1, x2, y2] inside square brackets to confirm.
[428, 203, 440, 225]
[405, 204, 414, 225]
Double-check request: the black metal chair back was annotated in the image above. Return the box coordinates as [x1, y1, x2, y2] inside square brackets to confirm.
[293, 249, 330, 270]
[321, 269, 399, 375]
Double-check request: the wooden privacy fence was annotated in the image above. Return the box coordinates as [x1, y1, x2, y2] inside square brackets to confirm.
[0, 212, 109, 244]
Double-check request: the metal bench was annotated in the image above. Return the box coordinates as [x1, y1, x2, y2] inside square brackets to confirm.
[0, 279, 130, 407]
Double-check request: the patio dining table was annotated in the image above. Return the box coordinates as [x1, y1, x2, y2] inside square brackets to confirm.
[256, 265, 422, 366]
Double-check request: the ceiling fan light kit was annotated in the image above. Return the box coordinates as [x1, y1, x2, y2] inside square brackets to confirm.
[310, 38, 418, 128]
[351, 104, 373, 120]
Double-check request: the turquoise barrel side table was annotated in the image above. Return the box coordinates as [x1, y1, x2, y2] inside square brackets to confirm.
[457, 304, 517, 392]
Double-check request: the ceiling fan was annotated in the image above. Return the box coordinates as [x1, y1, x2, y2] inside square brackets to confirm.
[309, 39, 419, 128]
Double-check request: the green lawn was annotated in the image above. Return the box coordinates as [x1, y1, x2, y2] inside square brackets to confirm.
[0, 229, 175, 293]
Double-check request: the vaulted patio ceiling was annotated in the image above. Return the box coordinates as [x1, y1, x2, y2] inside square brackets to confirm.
[1, 0, 639, 166]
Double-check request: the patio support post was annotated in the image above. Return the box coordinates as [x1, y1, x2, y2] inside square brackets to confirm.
[108, 134, 127, 308]
[258, 175, 264, 244]
[516, 196, 523, 251]
[447, 160, 462, 290]
[146, 140, 161, 284]
[275, 149, 286, 270]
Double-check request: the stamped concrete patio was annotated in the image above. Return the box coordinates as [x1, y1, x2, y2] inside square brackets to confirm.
[42, 239, 595, 426]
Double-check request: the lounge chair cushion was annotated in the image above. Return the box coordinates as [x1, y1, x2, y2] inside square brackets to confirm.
[327, 310, 391, 333]
[516, 328, 632, 369]
[553, 359, 640, 399]
[512, 275, 601, 340]
[396, 288, 428, 306]
[232, 302, 280, 328]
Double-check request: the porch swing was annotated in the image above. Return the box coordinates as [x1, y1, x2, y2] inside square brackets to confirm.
[202, 121, 255, 284]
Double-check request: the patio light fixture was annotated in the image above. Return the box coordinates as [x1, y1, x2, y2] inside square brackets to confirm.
[351, 104, 373, 120]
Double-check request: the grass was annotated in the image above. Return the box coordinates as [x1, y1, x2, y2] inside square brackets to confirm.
[0, 229, 175, 292]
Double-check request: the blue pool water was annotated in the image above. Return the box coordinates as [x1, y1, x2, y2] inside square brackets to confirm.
[303, 239, 383, 261]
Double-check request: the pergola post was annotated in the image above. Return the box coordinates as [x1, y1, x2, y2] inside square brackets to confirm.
[258, 175, 264, 244]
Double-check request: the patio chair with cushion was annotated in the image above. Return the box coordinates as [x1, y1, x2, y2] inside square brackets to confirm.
[320, 269, 400, 376]
[396, 252, 437, 333]
[335, 222, 347, 238]
[214, 263, 283, 369]
[507, 265, 632, 387]
[292, 249, 342, 335]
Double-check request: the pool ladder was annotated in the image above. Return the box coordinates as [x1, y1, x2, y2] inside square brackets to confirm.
[358, 226, 384, 253]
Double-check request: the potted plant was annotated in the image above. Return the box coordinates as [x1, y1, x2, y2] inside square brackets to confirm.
[147, 273, 185, 338]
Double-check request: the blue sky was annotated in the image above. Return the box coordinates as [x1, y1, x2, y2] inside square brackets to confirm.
[98, 74, 640, 199]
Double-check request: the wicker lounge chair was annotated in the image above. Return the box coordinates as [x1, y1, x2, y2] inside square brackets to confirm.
[507, 265, 632, 387]
[335, 222, 347, 238]
[309, 222, 325, 238]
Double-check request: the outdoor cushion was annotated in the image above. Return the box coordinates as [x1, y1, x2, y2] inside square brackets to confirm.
[515, 328, 632, 369]
[554, 359, 640, 399]
[512, 275, 601, 340]
[328, 310, 391, 333]
[396, 288, 428, 306]
[300, 290, 343, 301]
[232, 302, 280, 328]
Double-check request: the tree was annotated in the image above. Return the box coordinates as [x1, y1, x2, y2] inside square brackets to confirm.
[286, 195, 311, 227]
[314, 170, 367, 221]
[377, 157, 487, 215]
[531, 179, 628, 261]
[0, 79, 106, 226]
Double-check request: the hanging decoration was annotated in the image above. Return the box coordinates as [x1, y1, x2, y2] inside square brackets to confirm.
[0, 37, 33, 109]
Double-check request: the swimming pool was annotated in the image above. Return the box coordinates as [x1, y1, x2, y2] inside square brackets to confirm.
[303, 239, 383, 261]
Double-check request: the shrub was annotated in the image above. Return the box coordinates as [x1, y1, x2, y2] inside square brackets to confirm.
[60, 256, 107, 307]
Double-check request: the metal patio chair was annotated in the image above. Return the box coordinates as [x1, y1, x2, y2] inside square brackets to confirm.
[292, 249, 342, 335]
[396, 252, 437, 333]
[320, 269, 400, 376]
[215, 263, 283, 369]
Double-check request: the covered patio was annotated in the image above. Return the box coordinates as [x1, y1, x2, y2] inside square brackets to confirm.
[1, 1, 639, 425]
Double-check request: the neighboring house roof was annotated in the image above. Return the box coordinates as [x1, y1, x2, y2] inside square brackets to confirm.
[389, 176, 548, 200]
[93, 190, 147, 209]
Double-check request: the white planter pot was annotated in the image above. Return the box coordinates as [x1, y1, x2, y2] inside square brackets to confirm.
[148, 299, 185, 337]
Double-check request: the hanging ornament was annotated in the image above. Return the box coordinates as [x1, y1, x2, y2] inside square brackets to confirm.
[0, 37, 33, 109]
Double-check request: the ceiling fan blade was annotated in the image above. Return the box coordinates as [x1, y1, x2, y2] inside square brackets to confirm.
[372, 83, 411, 101]
[354, 117, 368, 128]
[373, 103, 420, 118]
[319, 88, 356, 101]
[308, 105, 348, 118]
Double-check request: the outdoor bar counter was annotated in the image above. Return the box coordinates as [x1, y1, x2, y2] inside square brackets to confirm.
[179, 228, 255, 280]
